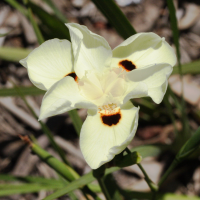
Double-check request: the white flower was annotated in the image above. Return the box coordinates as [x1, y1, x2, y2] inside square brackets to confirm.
[20, 23, 176, 169]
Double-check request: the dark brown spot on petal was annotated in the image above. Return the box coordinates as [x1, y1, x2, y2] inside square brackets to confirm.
[119, 60, 136, 72]
[100, 111, 121, 126]
[65, 72, 78, 82]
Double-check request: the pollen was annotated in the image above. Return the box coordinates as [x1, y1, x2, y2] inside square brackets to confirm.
[65, 72, 78, 82]
[118, 59, 136, 72]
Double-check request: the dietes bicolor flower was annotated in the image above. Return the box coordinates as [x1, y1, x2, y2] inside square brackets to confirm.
[20, 23, 176, 169]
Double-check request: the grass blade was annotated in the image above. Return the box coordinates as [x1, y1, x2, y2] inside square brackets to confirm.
[159, 127, 200, 186]
[28, 1, 70, 40]
[0, 86, 44, 96]
[4, 0, 28, 17]
[167, 0, 189, 138]
[42, 0, 67, 23]
[0, 174, 64, 186]
[0, 183, 63, 197]
[23, 0, 44, 44]
[172, 59, 200, 75]
[0, 47, 31, 62]
[43, 151, 144, 200]
[91, 0, 136, 39]
[14, 84, 70, 166]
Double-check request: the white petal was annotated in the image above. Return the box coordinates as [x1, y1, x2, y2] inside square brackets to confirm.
[80, 101, 139, 169]
[39, 77, 96, 120]
[20, 39, 74, 90]
[127, 63, 173, 104]
[111, 32, 176, 71]
[123, 82, 148, 104]
[66, 23, 112, 78]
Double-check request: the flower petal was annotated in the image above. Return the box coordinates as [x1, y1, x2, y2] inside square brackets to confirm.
[127, 63, 173, 104]
[20, 39, 74, 90]
[66, 23, 112, 78]
[111, 32, 176, 70]
[80, 101, 139, 169]
[39, 77, 96, 120]
[123, 82, 148, 104]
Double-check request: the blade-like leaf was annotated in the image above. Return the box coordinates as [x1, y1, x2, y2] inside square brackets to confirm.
[43, 148, 148, 200]
[42, 0, 67, 23]
[178, 127, 200, 158]
[172, 59, 200, 75]
[0, 47, 31, 62]
[30, 142, 79, 181]
[0, 174, 64, 186]
[120, 191, 200, 200]
[0, 183, 63, 197]
[159, 127, 200, 186]
[23, 0, 44, 44]
[0, 86, 45, 97]
[131, 144, 168, 158]
[28, 1, 70, 40]
[5, 0, 28, 17]
[91, 0, 136, 39]
[167, 0, 189, 138]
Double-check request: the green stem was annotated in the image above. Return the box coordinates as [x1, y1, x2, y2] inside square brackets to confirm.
[158, 158, 178, 186]
[137, 163, 158, 192]
[96, 177, 112, 200]
[125, 148, 158, 192]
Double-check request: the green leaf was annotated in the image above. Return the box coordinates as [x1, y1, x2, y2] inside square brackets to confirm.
[0, 174, 64, 186]
[131, 144, 168, 158]
[167, 0, 189, 139]
[104, 174, 124, 200]
[159, 127, 200, 186]
[172, 59, 200, 75]
[120, 191, 200, 200]
[159, 193, 200, 200]
[28, 1, 70, 40]
[91, 0, 136, 39]
[0, 47, 31, 62]
[14, 84, 70, 166]
[5, 0, 28, 17]
[31, 143, 79, 181]
[167, 0, 181, 73]
[23, 0, 44, 44]
[178, 127, 200, 159]
[42, 143, 164, 200]
[42, 0, 67, 23]
[0, 86, 44, 97]
[0, 183, 63, 197]
[43, 151, 143, 200]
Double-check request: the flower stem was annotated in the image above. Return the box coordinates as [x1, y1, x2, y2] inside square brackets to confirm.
[125, 148, 158, 192]
[137, 163, 158, 192]
[96, 176, 112, 200]
[158, 156, 179, 187]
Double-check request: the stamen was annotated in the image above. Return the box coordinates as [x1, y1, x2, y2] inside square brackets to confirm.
[118, 59, 136, 72]
[65, 72, 78, 82]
